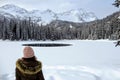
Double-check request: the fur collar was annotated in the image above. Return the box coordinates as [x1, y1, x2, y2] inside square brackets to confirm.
[16, 59, 42, 75]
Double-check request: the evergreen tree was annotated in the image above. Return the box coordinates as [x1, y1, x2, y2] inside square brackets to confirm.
[113, 0, 120, 7]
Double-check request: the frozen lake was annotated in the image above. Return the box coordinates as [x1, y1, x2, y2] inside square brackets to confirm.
[0, 40, 120, 80]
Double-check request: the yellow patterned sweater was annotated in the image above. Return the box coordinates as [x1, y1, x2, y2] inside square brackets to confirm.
[15, 57, 45, 80]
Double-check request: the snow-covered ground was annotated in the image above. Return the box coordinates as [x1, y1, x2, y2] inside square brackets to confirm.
[0, 40, 120, 80]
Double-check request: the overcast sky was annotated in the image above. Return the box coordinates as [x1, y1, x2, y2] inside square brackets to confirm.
[0, 0, 119, 19]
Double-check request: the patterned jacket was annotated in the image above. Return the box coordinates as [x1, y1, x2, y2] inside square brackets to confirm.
[16, 57, 45, 80]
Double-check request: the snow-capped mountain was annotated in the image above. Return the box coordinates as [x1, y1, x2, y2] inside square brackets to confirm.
[0, 4, 97, 25]
[57, 9, 97, 22]
[0, 4, 28, 18]
[29, 9, 58, 24]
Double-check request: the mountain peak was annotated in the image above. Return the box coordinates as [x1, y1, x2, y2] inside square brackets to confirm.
[0, 4, 28, 14]
[1, 4, 17, 9]
[58, 8, 97, 22]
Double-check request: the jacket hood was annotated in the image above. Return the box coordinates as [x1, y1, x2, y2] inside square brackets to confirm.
[16, 59, 42, 75]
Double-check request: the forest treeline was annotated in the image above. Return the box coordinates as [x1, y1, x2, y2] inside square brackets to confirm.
[0, 11, 120, 41]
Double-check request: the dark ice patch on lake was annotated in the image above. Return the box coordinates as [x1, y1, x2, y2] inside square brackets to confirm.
[22, 43, 72, 47]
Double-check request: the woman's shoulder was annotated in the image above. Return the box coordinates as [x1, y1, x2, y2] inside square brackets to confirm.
[16, 58, 22, 65]
[37, 60, 42, 66]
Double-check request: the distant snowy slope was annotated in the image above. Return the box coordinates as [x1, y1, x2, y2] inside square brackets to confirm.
[0, 4, 97, 24]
